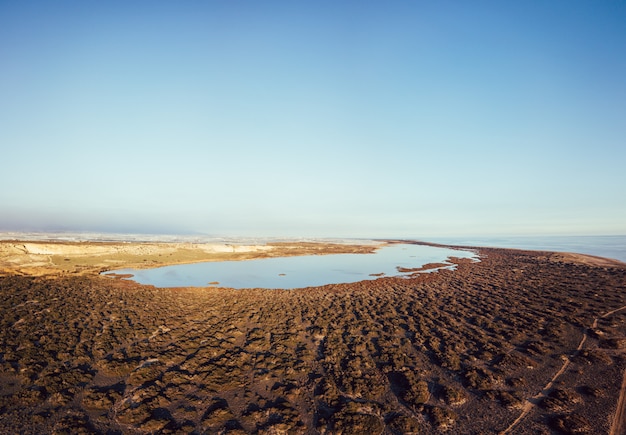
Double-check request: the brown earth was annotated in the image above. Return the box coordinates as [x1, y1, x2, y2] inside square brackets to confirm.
[0, 241, 625, 434]
[0, 240, 378, 276]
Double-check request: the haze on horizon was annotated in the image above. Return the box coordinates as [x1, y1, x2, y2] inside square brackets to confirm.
[1, 1, 625, 239]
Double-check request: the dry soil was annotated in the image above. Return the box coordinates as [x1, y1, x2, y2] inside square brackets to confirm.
[0, 241, 625, 434]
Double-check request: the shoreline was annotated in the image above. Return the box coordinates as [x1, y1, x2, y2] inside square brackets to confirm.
[403, 238, 626, 268]
[0, 244, 624, 433]
[2, 238, 623, 280]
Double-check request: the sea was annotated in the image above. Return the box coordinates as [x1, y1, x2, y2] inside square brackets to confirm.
[422, 235, 626, 263]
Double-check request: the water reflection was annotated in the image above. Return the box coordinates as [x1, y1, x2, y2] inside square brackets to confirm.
[105, 243, 477, 289]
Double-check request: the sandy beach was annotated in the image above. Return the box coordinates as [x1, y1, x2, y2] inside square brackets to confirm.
[0, 240, 625, 434]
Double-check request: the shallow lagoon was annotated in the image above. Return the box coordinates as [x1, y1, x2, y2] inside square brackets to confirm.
[106, 243, 477, 289]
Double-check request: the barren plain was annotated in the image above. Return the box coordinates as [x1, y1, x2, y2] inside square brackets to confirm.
[0, 239, 625, 434]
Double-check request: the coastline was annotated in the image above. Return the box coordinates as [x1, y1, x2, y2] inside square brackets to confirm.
[409, 238, 626, 268]
[422, 235, 626, 264]
[4, 237, 622, 279]
[0, 242, 624, 433]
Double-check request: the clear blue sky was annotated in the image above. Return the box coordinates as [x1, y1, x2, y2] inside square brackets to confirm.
[1, 1, 625, 238]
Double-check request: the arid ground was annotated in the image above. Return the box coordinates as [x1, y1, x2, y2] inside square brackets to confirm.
[0, 240, 625, 434]
[0, 240, 377, 276]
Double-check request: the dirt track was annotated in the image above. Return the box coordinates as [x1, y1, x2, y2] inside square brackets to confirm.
[0, 244, 625, 434]
[611, 367, 626, 435]
[502, 304, 626, 435]
[606, 306, 626, 435]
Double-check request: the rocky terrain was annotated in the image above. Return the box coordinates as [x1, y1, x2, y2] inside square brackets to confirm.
[0, 242, 625, 434]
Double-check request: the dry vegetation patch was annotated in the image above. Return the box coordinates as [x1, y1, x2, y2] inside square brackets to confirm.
[0, 240, 378, 276]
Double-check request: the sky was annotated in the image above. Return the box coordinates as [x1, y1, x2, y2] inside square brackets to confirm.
[1, 1, 625, 238]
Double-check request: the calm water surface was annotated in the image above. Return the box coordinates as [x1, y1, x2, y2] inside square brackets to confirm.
[426, 235, 626, 263]
[106, 243, 477, 289]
